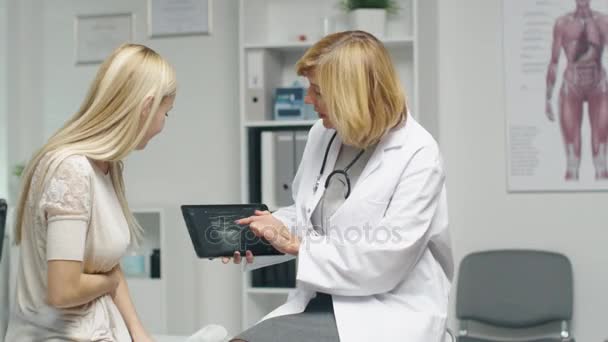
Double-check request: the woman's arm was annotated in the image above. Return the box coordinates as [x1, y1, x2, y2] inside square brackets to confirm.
[111, 266, 153, 341]
[47, 260, 119, 308]
[43, 156, 112, 308]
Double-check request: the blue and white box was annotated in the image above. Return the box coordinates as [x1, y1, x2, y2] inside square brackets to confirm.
[273, 85, 316, 120]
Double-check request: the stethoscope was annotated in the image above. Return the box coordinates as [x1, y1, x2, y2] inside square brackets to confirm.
[312, 132, 365, 199]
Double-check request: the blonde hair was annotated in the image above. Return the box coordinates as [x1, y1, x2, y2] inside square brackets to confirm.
[296, 31, 406, 148]
[14, 43, 177, 245]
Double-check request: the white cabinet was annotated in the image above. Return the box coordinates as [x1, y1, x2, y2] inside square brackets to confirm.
[238, 0, 438, 330]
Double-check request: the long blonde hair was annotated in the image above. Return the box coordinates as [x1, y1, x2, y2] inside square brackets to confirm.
[14, 43, 177, 245]
[296, 31, 406, 148]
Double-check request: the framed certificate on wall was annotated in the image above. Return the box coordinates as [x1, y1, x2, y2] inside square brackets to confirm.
[148, 0, 212, 37]
[74, 13, 134, 65]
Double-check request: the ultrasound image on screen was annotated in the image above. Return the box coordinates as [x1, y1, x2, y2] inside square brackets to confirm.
[181, 204, 282, 259]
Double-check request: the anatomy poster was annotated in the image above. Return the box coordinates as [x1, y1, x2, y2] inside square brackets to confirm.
[505, 0, 608, 191]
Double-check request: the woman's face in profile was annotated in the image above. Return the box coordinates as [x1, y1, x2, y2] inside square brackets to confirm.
[305, 75, 334, 129]
[136, 95, 175, 150]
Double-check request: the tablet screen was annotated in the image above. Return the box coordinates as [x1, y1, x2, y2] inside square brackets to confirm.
[181, 204, 283, 259]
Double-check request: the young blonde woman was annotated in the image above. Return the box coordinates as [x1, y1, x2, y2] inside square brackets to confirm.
[227, 31, 453, 342]
[5, 43, 176, 341]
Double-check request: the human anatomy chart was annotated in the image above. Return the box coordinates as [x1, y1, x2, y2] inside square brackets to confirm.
[505, 0, 608, 191]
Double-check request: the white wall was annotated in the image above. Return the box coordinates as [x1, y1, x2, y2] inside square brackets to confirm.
[4, 0, 45, 203]
[439, 1, 608, 341]
[11, 0, 45, 172]
[0, 0, 7, 198]
[8, 0, 242, 336]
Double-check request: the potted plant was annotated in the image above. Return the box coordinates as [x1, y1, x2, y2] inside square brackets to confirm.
[9, 163, 25, 203]
[340, 0, 399, 38]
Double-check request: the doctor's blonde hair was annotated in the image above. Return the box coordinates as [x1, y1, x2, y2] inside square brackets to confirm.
[296, 31, 406, 148]
[14, 43, 176, 245]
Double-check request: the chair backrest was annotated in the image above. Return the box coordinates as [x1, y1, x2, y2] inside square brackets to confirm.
[0, 199, 6, 262]
[456, 249, 573, 328]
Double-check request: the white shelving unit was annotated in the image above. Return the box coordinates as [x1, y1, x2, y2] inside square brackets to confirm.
[124, 208, 167, 335]
[243, 36, 414, 52]
[244, 120, 317, 128]
[246, 287, 293, 295]
[238, 0, 439, 330]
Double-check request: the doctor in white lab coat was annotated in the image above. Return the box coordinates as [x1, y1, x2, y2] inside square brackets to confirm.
[228, 30, 453, 342]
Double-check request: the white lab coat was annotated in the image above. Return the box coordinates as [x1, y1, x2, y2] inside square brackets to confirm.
[247, 116, 453, 342]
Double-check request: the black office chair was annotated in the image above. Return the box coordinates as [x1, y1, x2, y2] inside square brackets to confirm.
[456, 250, 575, 342]
[0, 199, 7, 262]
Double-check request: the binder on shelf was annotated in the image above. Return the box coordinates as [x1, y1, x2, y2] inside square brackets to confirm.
[251, 268, 265, 287]
[261, 130, 310, 210]
[261, 131, 278, 210]
[263, 263, 276, 287]
[285, 259, 296, 288]
[274, 132, 295, 206]
[276, 262, 288, 288]
[245, 88, 266, 121]
[249, 260, 297, 288]
[276, 260, 296, 288]
[245, 49, 281, 121]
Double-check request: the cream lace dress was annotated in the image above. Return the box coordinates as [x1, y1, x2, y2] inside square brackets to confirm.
[5, 154, 132, 341]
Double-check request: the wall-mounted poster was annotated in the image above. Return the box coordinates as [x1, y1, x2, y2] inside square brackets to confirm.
[505, 0, 608, 191]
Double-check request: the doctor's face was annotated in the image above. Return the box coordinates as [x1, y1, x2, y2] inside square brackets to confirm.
[305, 74, 334, 129]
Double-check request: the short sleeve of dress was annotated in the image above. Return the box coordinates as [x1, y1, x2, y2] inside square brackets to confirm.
[39, 155, 93, 261]
[40, 155, 93, 223]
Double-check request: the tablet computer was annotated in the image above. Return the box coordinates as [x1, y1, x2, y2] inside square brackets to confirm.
[181, 204, 284, 259]
[0, 199, 7, 262]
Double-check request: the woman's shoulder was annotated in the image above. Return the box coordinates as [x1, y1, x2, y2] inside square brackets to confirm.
[382, 116, 443, 173]
[36, 152, 95, 182]
[26, 153, 95, 208]
[59, 154, 93, 169]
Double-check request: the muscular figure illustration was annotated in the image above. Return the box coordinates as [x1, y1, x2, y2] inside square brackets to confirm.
[546, 0, 608, 180]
